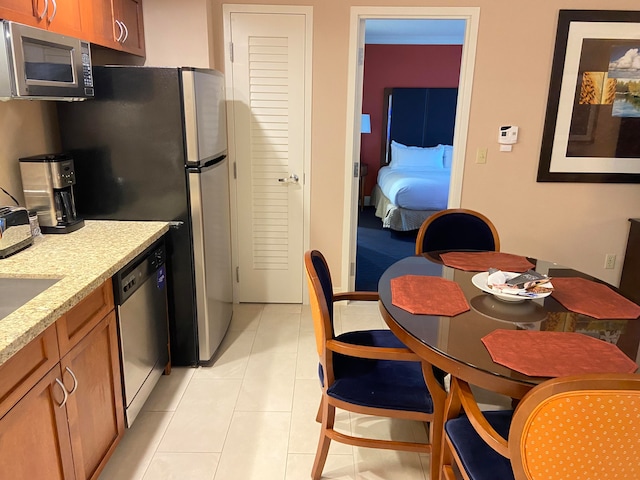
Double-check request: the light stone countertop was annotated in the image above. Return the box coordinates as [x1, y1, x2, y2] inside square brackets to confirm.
[0, 220, 170, 366]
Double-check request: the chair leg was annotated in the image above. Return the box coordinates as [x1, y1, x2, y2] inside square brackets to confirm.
[430, 412, 444, 480]
[438, 376, 464, 480]
[315, 397, 323, 423]
[440, 436, 457, 480]
[311, 397, 335, 480]
[422, 361, 448, 480]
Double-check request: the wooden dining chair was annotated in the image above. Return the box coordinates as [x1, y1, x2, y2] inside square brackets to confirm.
[304, 250, 446, 480]
[441, 373, 640, 480]
[415, 208, 500, 255]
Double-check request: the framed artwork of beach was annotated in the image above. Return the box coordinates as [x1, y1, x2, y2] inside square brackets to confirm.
[538, 10, 640, 183]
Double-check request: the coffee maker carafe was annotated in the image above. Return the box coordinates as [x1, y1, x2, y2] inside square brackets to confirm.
[19, 153, 85, 234]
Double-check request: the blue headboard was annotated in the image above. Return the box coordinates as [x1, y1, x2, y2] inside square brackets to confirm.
[381, 87, 458, 165]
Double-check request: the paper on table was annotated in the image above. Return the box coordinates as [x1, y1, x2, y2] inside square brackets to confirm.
[487, 270, 553, 297]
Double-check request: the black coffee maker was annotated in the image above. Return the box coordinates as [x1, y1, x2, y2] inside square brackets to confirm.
[19, 153, 85, 234]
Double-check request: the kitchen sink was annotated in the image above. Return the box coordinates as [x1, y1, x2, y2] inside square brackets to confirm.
[0, 277, 61, 321]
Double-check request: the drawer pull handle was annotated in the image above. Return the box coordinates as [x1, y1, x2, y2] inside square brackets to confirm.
[37, 0, 49, 20]
[121, 21, 129, 44]
[115, 20, 124, 42]
[65, 367, 78, 395]
[48, 0, 57, 22]
[54, 378, 68, 408]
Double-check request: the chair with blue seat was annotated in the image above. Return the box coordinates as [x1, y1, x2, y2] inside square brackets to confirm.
[304, 250, 446, 480]
[441, 373, 640, 480]
[415, 208, 500, 255]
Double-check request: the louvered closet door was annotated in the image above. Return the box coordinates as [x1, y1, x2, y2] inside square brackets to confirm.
[229, 12, 306, 303]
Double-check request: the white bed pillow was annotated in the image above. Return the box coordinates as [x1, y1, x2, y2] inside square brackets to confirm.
[389, 141, 444, 170]
[440, 144, 454, 168]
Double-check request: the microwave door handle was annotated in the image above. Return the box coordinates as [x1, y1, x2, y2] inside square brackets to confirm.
[48, 0, 57, 22]
[37, 0, 49, 20]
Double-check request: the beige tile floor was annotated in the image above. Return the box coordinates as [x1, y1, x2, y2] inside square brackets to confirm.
[98, 301, 435, 480]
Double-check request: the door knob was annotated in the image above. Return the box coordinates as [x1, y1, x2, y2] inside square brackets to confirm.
[277, 174, 299, 184]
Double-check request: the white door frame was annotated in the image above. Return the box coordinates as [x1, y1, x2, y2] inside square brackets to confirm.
[340, 6, 480, 291]
[223, 4, 313, 303]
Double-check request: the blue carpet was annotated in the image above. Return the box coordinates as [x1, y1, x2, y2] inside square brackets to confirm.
[355, 207, 418, 291]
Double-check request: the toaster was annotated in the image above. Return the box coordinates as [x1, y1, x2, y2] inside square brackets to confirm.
[0, 206, 33, 258]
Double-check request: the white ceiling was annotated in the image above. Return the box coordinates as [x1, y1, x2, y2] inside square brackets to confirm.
[364, 19, 466, 45]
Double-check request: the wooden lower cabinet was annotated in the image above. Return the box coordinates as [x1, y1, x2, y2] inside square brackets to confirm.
[62, 311, 124, 480]
[0, 365, 76, 479]
[0, 281, 124, 480]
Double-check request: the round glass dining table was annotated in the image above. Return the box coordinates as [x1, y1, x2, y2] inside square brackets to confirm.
[377, 253, 640, 400]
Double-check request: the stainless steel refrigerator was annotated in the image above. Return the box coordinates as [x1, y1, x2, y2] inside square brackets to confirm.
[56, 66, 232, 366]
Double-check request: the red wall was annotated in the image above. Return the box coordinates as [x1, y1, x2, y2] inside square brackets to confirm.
[361, 44, 463, 196]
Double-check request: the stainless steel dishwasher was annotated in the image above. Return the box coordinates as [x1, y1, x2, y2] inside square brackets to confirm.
[114, 239, 169, 427]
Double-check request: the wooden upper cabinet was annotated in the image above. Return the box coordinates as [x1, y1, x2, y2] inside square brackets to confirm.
[0, 0, 86, 38]
[0, 0, 49, 29]
[113, 0, 144, 56]
[0, 0, 145, 57]
[84, 0, 118, 50]
[47, 0, 87, 39]
[85, 0, 145, 56]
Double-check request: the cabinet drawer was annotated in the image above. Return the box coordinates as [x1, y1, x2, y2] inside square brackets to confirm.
[0, 325, 59, 419]
[57, 280, 115, 356]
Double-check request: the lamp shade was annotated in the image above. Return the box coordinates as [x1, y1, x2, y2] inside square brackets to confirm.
[361, 114, 371, 134]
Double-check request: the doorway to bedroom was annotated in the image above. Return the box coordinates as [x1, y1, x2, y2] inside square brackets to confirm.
[354, 16, 470, 291]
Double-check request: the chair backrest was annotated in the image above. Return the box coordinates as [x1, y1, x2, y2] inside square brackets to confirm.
[415, 208, 500, 254]
[509, 373, 640, 480]
[304, 250, 335, 357]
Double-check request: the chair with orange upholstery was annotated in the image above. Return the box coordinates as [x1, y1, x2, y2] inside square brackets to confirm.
[441, 373, 640, 480]
[304, 250, 447, 480]
[415, 208, 500, 255]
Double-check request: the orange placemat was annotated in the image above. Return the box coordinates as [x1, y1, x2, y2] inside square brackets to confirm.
[482, 329, 638, 377]
[551, 277, 640, 320]
[440, 251, 535, 272]
[390, 275, 469, 316]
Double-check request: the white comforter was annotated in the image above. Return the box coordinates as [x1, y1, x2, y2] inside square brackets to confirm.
[377, 166, 451, 210]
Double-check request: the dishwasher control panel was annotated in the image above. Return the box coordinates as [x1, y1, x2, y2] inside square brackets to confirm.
[114, 239, 166, 305]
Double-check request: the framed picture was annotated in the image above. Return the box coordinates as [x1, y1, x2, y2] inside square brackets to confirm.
[538, 10, 640, 183]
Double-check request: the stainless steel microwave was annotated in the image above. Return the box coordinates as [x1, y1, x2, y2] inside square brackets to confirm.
[0, 21, 93, 101]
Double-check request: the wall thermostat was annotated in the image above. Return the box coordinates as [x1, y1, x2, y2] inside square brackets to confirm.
[498, 125, 519, 144]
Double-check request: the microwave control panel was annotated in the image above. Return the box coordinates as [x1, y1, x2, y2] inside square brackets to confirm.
[81, 42, 94, 92]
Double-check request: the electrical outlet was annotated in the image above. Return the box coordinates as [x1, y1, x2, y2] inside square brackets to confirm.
[476, 148, 488, 164]
[604, 254, 616, 269]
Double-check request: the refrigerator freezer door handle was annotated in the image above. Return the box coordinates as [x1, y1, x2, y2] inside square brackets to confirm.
[182, 70, 199, 165]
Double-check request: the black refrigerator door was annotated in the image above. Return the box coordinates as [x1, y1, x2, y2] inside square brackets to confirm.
[57, 66, 199, 366]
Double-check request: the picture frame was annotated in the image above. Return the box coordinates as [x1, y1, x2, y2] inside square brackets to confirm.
[538, 10, 640, 183]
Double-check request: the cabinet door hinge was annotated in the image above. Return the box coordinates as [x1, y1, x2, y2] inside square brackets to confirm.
[353, 162, 359, 178]
[350, 262, 355, 277]
[229, 42, 234, 63]
[358, 47, 364, 66]
[236, 266, 240, 282]
[233, 161, 237, 179]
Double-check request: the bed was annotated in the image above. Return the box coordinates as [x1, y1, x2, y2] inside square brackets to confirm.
[372, 87, 458, 231]
[373, 141, 453, 231]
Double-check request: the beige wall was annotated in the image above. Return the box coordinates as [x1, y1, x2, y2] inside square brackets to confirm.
[143, 0, 214, 68]
[1, 1, 638, 290]
[0, 102, 59, 206]
[205, 0, 640, 287]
